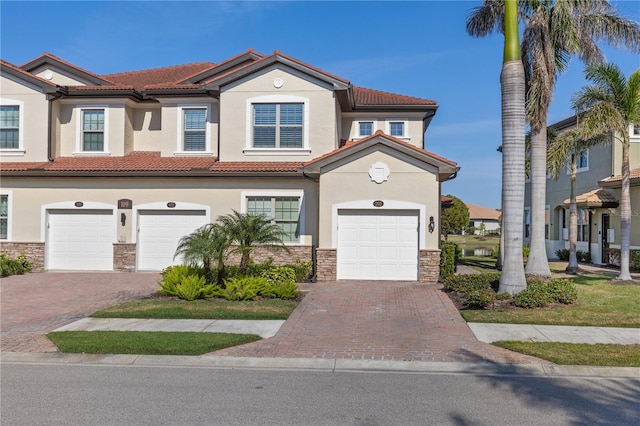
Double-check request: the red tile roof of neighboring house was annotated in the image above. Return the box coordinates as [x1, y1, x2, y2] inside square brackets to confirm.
[467, 203, 501, 220]
[564, 189, 619, 207]
[599, 167, 640, 187]
[304, 130, 456, 167]
[353, 86, 436, 106]
[103, 62, 215, 91]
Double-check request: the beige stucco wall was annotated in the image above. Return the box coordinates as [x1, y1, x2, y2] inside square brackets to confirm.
[0, 75, 50, 162]
[57, 100, 130, 157]
[2, 176, 318, 246]
[130, 105, 162, 152]
[157, 98, 218, 158]
[219, 65, 338, 162]
[612, 138, 640, 175]
[32, 66, 94, 86]
[317, 147, 441, 249]
[341, 113, 425, 148]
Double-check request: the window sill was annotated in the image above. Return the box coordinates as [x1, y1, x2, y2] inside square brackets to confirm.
[72, 151, 111, 157]
[0, 149, 26, 157]
[173, 151, 214, 157]
[243, 149, 311, 156]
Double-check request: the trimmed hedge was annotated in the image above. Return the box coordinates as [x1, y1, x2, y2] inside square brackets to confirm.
[440, 241, 461, 280]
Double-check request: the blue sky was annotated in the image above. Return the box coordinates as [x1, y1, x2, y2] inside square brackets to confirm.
[2, 1, 638, 209]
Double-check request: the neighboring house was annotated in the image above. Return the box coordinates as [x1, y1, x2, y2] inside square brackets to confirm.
[523, 116, 640, 265]
[466, 203, 501, 235]
[0, 50, 459, 281]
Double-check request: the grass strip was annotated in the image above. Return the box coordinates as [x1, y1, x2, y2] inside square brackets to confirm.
[91, 298, 297, 320]
[47, 331, 261, 356]
[494, 341, 640, 367]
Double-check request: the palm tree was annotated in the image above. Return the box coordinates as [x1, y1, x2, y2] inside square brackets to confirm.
[547, 125, 606, 273]
[217, 210, 290, 274]
[174, 223, 231, 284]
[498, 0, 527, 294]
[572, 63, 640, 280]
[467, 0, 640, 278]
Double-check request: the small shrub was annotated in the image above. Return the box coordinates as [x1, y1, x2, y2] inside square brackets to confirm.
[514, 277, 578, 308]
[291, 259, 313, 282]
[575, 250, 591, 263]
[546, 278, 578, 305]
[158, 265, 210, 299]
[259, 266, 296, 286]
[0, 253, 32, 277]
[466, 287, 497, 309]
[630, 250, 640, 272]
[496, 292, 511, 300]
[220, 276, 261, 301]
[555, 249, 570, 261]
[440, 241, 460, 280]
[173, 275, 212, 301]
[442, 272, 500, 309]
[272, 281, 299, 299]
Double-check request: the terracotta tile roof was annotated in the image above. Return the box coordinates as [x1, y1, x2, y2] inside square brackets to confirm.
[564, 189, 619, 207]
[21, 52, 116, 85]
[0, 153, 303, 174]
[353, 86, 436, 106]
[69, 85, 136, 91]
[177, 48, 265, 84]
[102, 62, 215, 91]
[209, 162, 303, 172]
[467, 204, 501, 220]
[599, 167, 640, 187]
[0, 59, 58, 88]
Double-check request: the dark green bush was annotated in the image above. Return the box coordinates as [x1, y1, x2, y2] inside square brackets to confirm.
[291, 259, 313, 282]
[0, 254, 32, 277]
[440, 241, 460, 280]
[220, 276, 263, 301]
[514, 277, 578, 308]
[630, 250, 640, 272]
[576, 250, 592, 263]
[555, 249, 569, 261]
[442, 272, 500, 309]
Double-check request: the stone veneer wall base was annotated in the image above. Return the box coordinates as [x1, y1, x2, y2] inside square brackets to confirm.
[114, 243, 137, 272]
[0, 242, 46, 272]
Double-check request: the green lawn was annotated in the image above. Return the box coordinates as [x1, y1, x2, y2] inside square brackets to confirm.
[92, 298, 298, 320]
[47, 331, 261, 356]
[493, 342, 640, 367]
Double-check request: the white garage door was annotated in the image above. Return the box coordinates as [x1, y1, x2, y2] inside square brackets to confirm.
[337, 210, 419, 281]
[137, 210, 208, 271]
[47, 209, 115, 271]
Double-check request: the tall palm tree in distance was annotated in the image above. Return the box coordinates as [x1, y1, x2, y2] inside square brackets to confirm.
[572, 63, 640, 280]
[467, 0, 640, 278]
[498, 0, 527, 294]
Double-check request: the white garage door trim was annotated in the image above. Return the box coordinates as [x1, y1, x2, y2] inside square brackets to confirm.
[134, 202, 210, 272]
[337, 209, 419, 281]
[45, 204, 116, 271]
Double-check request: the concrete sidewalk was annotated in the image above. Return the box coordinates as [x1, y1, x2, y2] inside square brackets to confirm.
[53, 318, 640, 345]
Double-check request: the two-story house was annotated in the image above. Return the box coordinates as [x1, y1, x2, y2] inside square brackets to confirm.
[524, 115, 640, 266]
[0, 50, 459, 281]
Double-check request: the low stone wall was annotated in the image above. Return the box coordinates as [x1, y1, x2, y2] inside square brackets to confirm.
[0, 242, 46, 272]
[419, 249, 441, 283]
[315, 248, 337, 281]
[226, 245, 313, 266]
[113, 243, 137, 272]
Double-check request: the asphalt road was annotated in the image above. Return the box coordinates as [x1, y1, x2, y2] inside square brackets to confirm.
[2, 363, 638, 425]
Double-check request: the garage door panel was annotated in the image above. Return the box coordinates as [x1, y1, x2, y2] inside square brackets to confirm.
[48, 210, 114, 271]
[337, 210, 418, 280]
[137, 210, 207, 271]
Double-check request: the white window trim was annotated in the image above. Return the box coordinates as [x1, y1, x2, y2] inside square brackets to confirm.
[244, 95, 310, 156]
[385, 118, 409, 140]
[74, 106, 110, 156]
[175, 104, 213, 156]
[1, 190, 12, 241]
[355, 119, 377, 139]
[567, 149, 589, 174]
[240, 190, 305, 244]
[630, 124, 640, 142]
[0, 99, 25, 157]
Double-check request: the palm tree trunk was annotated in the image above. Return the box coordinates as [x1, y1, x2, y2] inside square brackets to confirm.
[499, 0, 527, 294]
[618, 141, 632, 280]
[567, 162, 579, 273]
[525, 127, 552, 277]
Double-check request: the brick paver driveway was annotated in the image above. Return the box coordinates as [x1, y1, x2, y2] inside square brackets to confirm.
[217, 281, 544, 364]
[1, 272, 159, 352]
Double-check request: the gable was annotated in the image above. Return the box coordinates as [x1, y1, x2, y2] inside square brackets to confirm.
[220, 63, 335, 93]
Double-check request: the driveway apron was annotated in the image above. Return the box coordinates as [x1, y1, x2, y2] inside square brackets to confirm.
[1, 272, 160, 352]
[215, 281, 543, 364]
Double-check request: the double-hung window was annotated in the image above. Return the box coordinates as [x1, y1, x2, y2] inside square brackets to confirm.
[183, 108, 207, 151]
[81, 109, 105, 152]
[570, 149, 589, 172]
[386, 119, 408, 138]
[0, 105, 20, 150]
[0, 194, 8, 240]
[247, 196, 300, 242]
[253, 103, 303, 148]
[358, 121, 374, 137]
